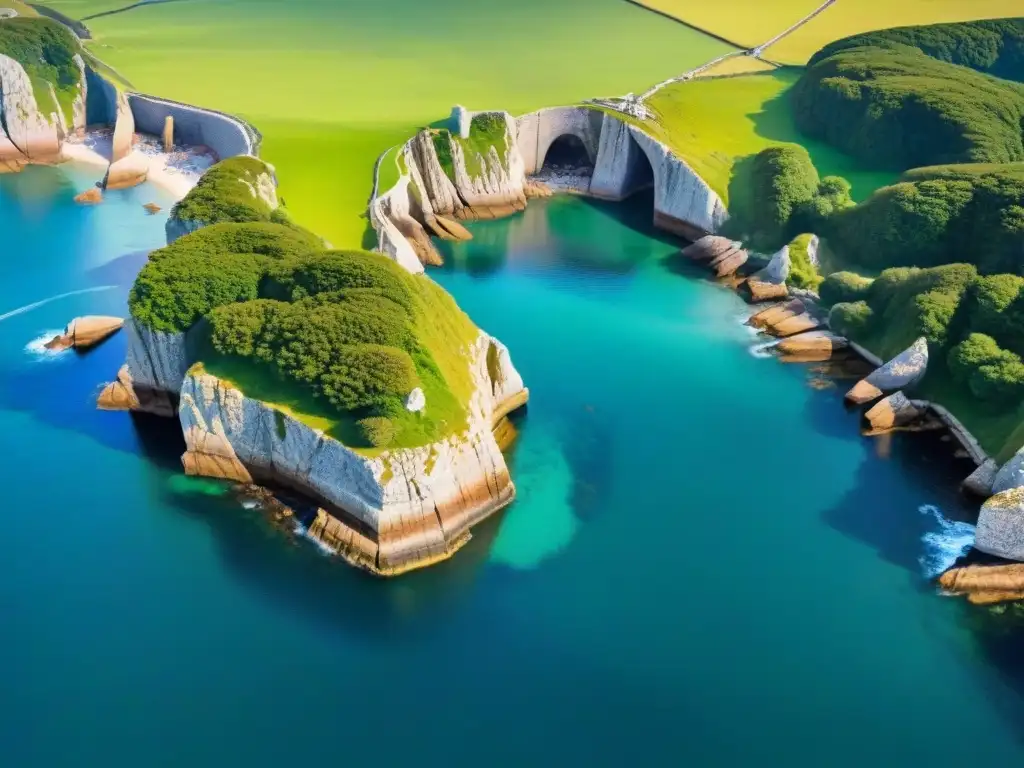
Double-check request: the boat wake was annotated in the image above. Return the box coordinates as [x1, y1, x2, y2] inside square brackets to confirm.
[0, 286, 116, 324]
[918, 504, 975, 578]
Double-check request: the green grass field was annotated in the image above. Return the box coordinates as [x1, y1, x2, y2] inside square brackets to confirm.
[636, 70, 897, 209]
[632, 0, 1021, 63]
[46, 0, 732, 247]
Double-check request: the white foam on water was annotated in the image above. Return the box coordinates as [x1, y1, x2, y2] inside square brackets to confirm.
[292, 521, 336, 557]
[241, 499, 260, 510]
[918, 504, 975, 578]
[24, 330, 66, 360]
[749, 340, 777, 359]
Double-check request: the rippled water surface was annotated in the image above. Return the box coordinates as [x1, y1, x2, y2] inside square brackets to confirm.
[2, 171, 1024, 765]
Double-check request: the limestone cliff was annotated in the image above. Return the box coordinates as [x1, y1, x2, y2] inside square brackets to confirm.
[178, 332, 527, 575]
[0, 53, 70, 170]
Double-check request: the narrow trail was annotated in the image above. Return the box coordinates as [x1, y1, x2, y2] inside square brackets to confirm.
[618, 0, 840, 110]
[0, 286, 117, 324]
[369, 146, 396, 205]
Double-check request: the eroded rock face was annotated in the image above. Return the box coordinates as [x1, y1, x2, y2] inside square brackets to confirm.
[845, 337, 928, 404]
[0, 54, 65, 168]
[124, 320, 190, 397]
[179, 332, 528, 575]
[975, 487, 1024, 562]
[992, 448, 1024, 495]
[754, 246, 790, 285]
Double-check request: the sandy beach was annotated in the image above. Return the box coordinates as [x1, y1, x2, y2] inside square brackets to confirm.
[60, 129, 214, 201]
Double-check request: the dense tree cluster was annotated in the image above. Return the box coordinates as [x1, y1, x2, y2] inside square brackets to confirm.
[822, 264, 1024, 408]
[826, 170, 1024, 274]
[809, 18, 1024, 82]
[793, 30, 1024, 169]
[747, 145, 853, 247]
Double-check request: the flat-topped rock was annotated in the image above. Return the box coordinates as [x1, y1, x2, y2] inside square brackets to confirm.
[749, 299, 805, 330]
[975, 486, 1024, 562]
[767, 312, 821, 338]
[776, 331, 848, 358]
[681, 235, 738, 262]
[708, 246, 748, 278]
[863, 391, 922, 432]
[745, 279, 788, 303]
[45, 315, 123, 351]
[939, 562, 1024, 604]
[846, 337, 928, 404]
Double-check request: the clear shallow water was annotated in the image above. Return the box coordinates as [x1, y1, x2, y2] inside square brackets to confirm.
[2, 172, 1024, 765]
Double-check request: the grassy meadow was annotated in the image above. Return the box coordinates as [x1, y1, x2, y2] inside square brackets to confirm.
[45, 0, 731, 247]
[637, 70, 898, 209]
[632, 0, 1022, 63]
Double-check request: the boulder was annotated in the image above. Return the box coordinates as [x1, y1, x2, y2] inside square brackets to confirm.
[975, 486, 1024, 562]
[845, 337, 928, 404]
[104, 152, 149, 190]
[74, 187, 102, 204]
[143, 202, 161, 214]
[745, 279, 788, 303]
[752, 245, 790, 285]
[962, 458, 999, 498]
[708, 245, 748, 278]
[938, 562, 1024, 604]
[863, 391, 922, 432]
[97, 365, 140, 411]
[749, 299, 804, 330]
[405, 387, 426, 412]
[992, 447, 1024, 495]
[45, 315, 123, 351]
[776, 331, 848, 358]
[767, 312, 821, 338]
[680, 235, 737, 262]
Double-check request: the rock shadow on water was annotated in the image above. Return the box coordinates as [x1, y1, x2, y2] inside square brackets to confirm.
[87, 249, 157, 287]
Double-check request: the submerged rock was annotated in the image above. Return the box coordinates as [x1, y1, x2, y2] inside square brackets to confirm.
[74, 187, 102, 204]
[143, 202, 162, 214]
[45, 315, 123, 351]
[845, 337, 928, 404]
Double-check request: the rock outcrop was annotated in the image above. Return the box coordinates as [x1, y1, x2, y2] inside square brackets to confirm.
[162, 115, 174, 151]
[74, 187, 102, 204]
[0, 53, 73, 171]
[104, 90, 147, 189]
[178, 333, 527, 575]
[753, 246, 790, 285]
[962, 458, 999, 498]
[863, 391, 923, 432]
[939, 562, 1024, 604]
[845, 337, 929, 404]
[776, 331, 848, 359]
[45, 315, 123, 351]
[991, 447, 1024, 496]
[975, 487, 1024, 562]
[121, 320, 190, 403]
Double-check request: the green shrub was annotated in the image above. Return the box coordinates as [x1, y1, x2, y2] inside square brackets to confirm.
[357, 416, 397, 448]
[948, 333, 1007, 385]
[971, 355, 1024, 403]
[747, 145, 820, 243]
[787, 234, 821, 290]
[819, 271, 873, 307]
[170, 156, 282, 228]
[963, 274, 1024, 356]
[829, 300, 873, 339]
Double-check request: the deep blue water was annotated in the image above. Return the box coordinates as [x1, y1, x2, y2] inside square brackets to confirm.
[2, 168, 1024, 765]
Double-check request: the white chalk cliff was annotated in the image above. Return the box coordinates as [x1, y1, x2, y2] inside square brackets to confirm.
[0, 52, 86, 172]
[371, 105, 728, 268]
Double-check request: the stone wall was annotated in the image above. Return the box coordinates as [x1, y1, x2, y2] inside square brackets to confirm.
[127, 93, 258, 160]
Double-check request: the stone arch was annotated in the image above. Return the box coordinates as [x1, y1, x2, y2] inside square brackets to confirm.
[590, 114, 657, 201]
[540, 133, 593, 172]
[515, 107, 603, 174]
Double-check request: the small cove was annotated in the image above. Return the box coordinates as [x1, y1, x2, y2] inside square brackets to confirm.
[2, 169, 1024, 764]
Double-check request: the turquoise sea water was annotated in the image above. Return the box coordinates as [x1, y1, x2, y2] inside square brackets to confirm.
[3, 168, 1024, 765]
